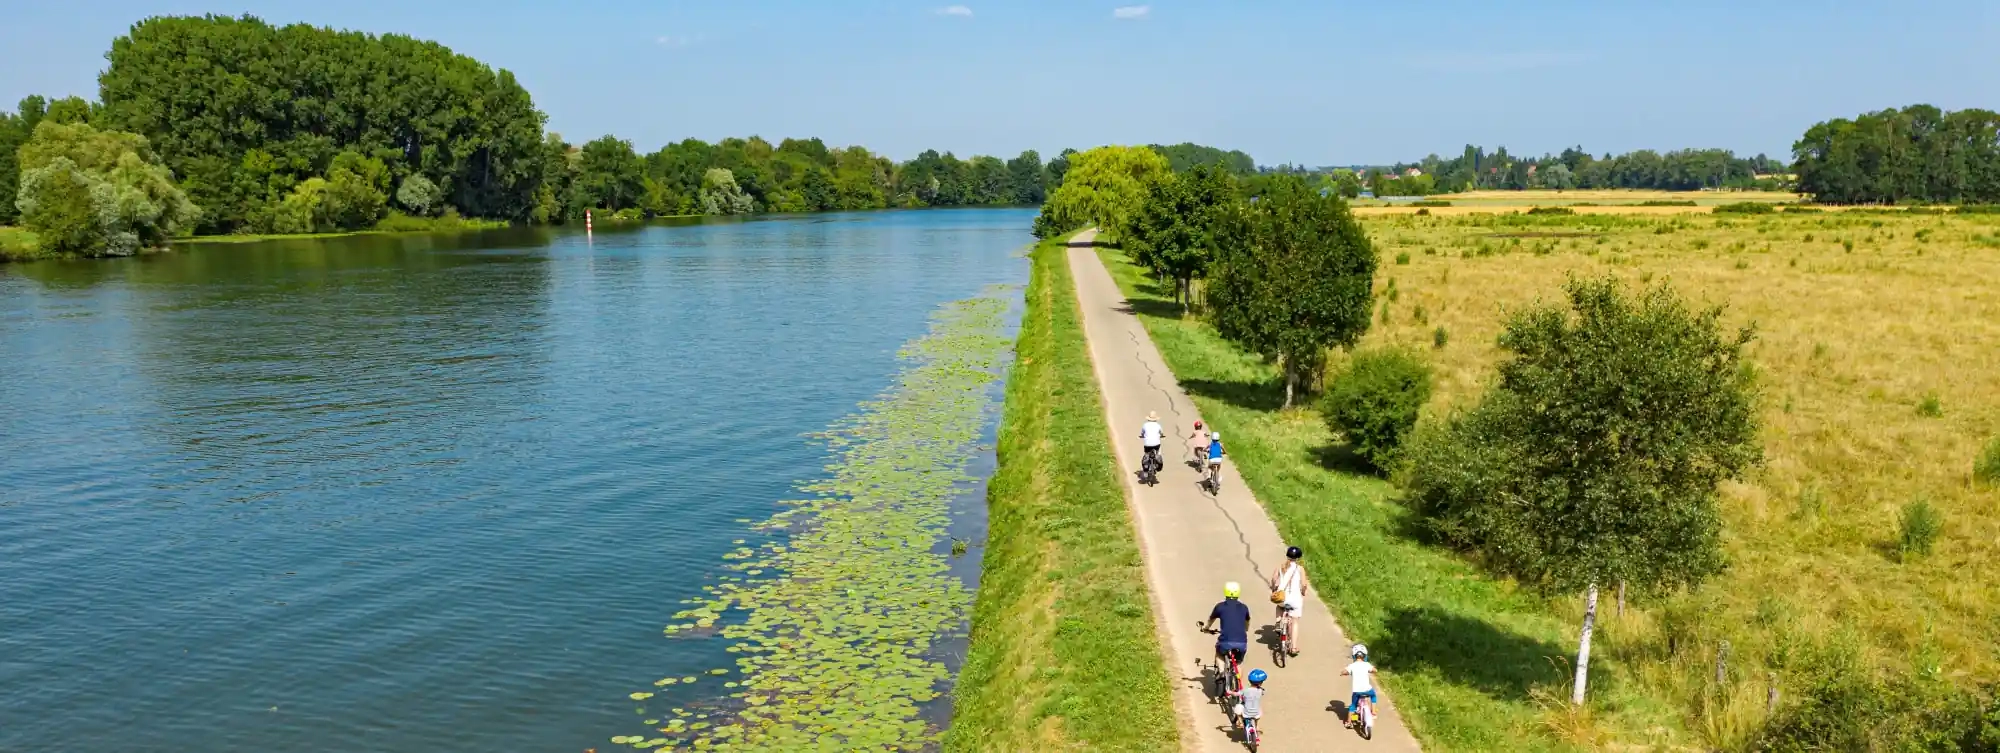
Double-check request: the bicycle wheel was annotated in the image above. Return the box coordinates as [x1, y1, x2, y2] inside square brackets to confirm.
[1271, 626, 1287, 668]
[1359, 707, 1374, 740]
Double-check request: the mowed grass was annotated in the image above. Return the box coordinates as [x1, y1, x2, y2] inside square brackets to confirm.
[1099, 208, 2000, 750]
[946, 237, 1178, 752]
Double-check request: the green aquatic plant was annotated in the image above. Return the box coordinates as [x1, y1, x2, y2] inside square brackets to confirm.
[617, 289, 1018, 750]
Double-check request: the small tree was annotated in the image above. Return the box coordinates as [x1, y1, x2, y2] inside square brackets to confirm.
[1321, 348, 1434, 472]
[700, 168, 755, 215]
[396, 174, 442, 216]
[15, 121, 196, 255]
[1124, 164, 1237, 309]
[1403, 276, 1761, 704]
[1206, 175, 1377, 408]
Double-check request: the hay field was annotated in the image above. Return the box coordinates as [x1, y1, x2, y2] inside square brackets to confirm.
[1357, 208, 2000, 740]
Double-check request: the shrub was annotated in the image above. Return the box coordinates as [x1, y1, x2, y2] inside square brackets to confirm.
[1897, 498, 1942, 560]
[1525, 206, 1574, 215]
[1976, 437, 2000, 485]
[1784, 206, 1824, 213]
[1395, 251, 1411, 265]
[1918, 392, 1943, 417]
[1640, 199, 1699, 207]
[1410, 200, 1452, 207]
[1414, 208, 1430, 216]
[395, 174, 443, 216]
[1714, 202, 1776, 214]
[1432, 326, 1449, 349]
[1320, 348, 1434, 472]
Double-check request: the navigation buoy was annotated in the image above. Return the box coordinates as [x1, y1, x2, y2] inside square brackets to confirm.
[585, 209, 593, 234]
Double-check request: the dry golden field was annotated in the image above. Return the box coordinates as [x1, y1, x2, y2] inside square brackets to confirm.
[1353, 208, 2000, 744]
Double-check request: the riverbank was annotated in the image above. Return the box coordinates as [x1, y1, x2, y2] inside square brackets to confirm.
[944, 236, 1178, 752]
[0, 216, 513, 260]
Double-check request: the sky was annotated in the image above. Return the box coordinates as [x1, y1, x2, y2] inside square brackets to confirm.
[4, 1, 1999, 166]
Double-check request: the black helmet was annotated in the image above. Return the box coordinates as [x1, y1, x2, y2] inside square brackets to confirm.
[1286, 546, 1302, 560]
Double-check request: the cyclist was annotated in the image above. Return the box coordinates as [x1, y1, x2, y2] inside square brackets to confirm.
[1269, 546, 1309, 656]
[1139, 411, 1165, 478]
[1187, 419, 1209, 467]
[1342, 643, 1379, 729]
[1205, 431, 1226, 488]
[1239, 668, 1268, 733]
[1202, 581, 1252, 684]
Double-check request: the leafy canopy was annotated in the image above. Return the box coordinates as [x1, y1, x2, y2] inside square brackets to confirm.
[1124, 164, 1237, 304]
[1321, 348, 1435, 473]
[1030, 145, 1171, 240]
[1205, 174, 1377, 405]
[1403, 277, 1762, 595]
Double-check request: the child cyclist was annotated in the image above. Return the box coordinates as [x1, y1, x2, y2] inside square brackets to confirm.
[1239, 668, 1268, 737]
[1343, 643, 1379, 728]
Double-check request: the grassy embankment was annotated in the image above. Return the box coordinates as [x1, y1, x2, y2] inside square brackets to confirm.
[0, 214, 511, 259]
[1098, 208, 2000, 751]
[945, 236, 1178, 752]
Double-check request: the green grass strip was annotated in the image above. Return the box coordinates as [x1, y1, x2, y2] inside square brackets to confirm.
[1094, 248, 1687, 752]
[614, 287, 1018, 751]
[945, 238, 1179, 752]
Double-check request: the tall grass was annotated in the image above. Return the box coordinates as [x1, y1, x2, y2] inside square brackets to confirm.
[945, 237, 1177, 751]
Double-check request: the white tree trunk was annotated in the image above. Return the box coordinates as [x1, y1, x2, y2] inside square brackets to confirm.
[1572, 584, 1599, 705]
[1282, 360, 1296, 409]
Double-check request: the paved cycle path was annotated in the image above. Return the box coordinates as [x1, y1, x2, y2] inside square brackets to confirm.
[1067, 231, 1423, 752]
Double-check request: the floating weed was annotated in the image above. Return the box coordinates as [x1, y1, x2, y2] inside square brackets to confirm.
[616, 290, 1016, 750]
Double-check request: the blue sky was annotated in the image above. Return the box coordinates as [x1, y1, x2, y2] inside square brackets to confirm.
[4, 1, 1998, 165]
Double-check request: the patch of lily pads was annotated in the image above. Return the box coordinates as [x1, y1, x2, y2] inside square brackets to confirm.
[614, 289, 1018, 750]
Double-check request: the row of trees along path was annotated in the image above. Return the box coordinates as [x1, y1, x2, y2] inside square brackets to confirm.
[1065, 229, 1423, 752]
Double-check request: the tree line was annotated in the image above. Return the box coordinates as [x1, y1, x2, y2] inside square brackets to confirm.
[2, 14, 1255, 257]
[1342, 146, 1789, 196]
[1792, 104, 2000, 205]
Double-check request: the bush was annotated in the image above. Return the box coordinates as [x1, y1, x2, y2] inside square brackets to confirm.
[1395, 251, 1410, 265]
[1320, 348, 1434, 472]
[1432, 326, 1449, 349]
[1525, 206, 1575, 215]
[1918, 392, 1944, 417]
[1976, 437, 2000, 486]
[1897, 499, 1942, 560]
[1410, 200, 1452, 207]
[1414, 208, 1430, 216]
[1640, 199, 1699, 207]
[1754, 635, 1995, 753]
[1784, 206, 1824, 213]
[1714, 202, 1777, 214]
[395, 174, 442, 216]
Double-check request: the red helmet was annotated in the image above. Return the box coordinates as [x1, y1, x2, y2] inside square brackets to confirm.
[1194, 420, 1205, 429]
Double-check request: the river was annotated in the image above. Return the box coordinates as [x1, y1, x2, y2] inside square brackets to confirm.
[0, 208, 1034, 751]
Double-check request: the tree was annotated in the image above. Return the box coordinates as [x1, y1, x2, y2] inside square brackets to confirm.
[1124, 164, 1237, 309]
[14, 121, 197, 256]
[1205, 175, 1377, 407]
[396, 174, 442, 216]
[99, 15, 547, 231]
[1030, 145, 1171, 240]
[571, 136, 645, 213]
[700, 168, 754, 215]
[1006, 150, 1045, 205]
[1402, 277, 1761, 704]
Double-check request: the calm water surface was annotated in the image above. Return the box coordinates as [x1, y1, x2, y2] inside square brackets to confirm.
[0, 208, 1033, 751]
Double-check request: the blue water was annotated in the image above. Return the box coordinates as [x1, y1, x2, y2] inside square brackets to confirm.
[0, 208, 1033, 751]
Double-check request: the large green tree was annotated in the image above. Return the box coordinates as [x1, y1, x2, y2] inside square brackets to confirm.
[570, 136, 646, 213]
[1205, 175, 1376, 407]
[1124, 164, 1237, 309]
[1030, 145, 1171, 240]
[14, 121, 197, 255]
[97, 14, 547, 232]
[1402, 277, 1761, 704]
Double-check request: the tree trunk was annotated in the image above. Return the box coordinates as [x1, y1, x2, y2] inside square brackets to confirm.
[1572, 584, 1598, 705]
[1617, 581, 1626, 618]
[1282, 360, 1296, 409]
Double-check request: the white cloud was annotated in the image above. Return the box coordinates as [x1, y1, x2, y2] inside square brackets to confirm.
[936, 5, 973, 16]
[1112, 5, 1150, 19]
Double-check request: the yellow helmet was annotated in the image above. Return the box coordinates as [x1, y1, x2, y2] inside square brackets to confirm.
[1224, 581, 1241, 599]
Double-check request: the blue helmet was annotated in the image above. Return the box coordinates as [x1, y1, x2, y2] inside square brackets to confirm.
[1247, 669, 1268, 684]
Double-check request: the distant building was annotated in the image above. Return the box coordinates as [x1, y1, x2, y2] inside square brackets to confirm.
[1404, 168, 1423, 177]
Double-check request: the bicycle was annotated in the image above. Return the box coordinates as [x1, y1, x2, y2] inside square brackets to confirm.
[1139, 446, 1162, 486]
[1204, 458, 1224, 495]
[1243, 714, 1261, 751]
[1347, 694, 1376, 740]
[1197, 624, 1245, 727]
[1271, 607, 1296, 668]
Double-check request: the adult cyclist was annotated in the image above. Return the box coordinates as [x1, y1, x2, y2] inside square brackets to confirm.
[1270, 546, 1309, 655]
[1139, 411, 1165, 480]
[1202, 581, 1252, 683]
